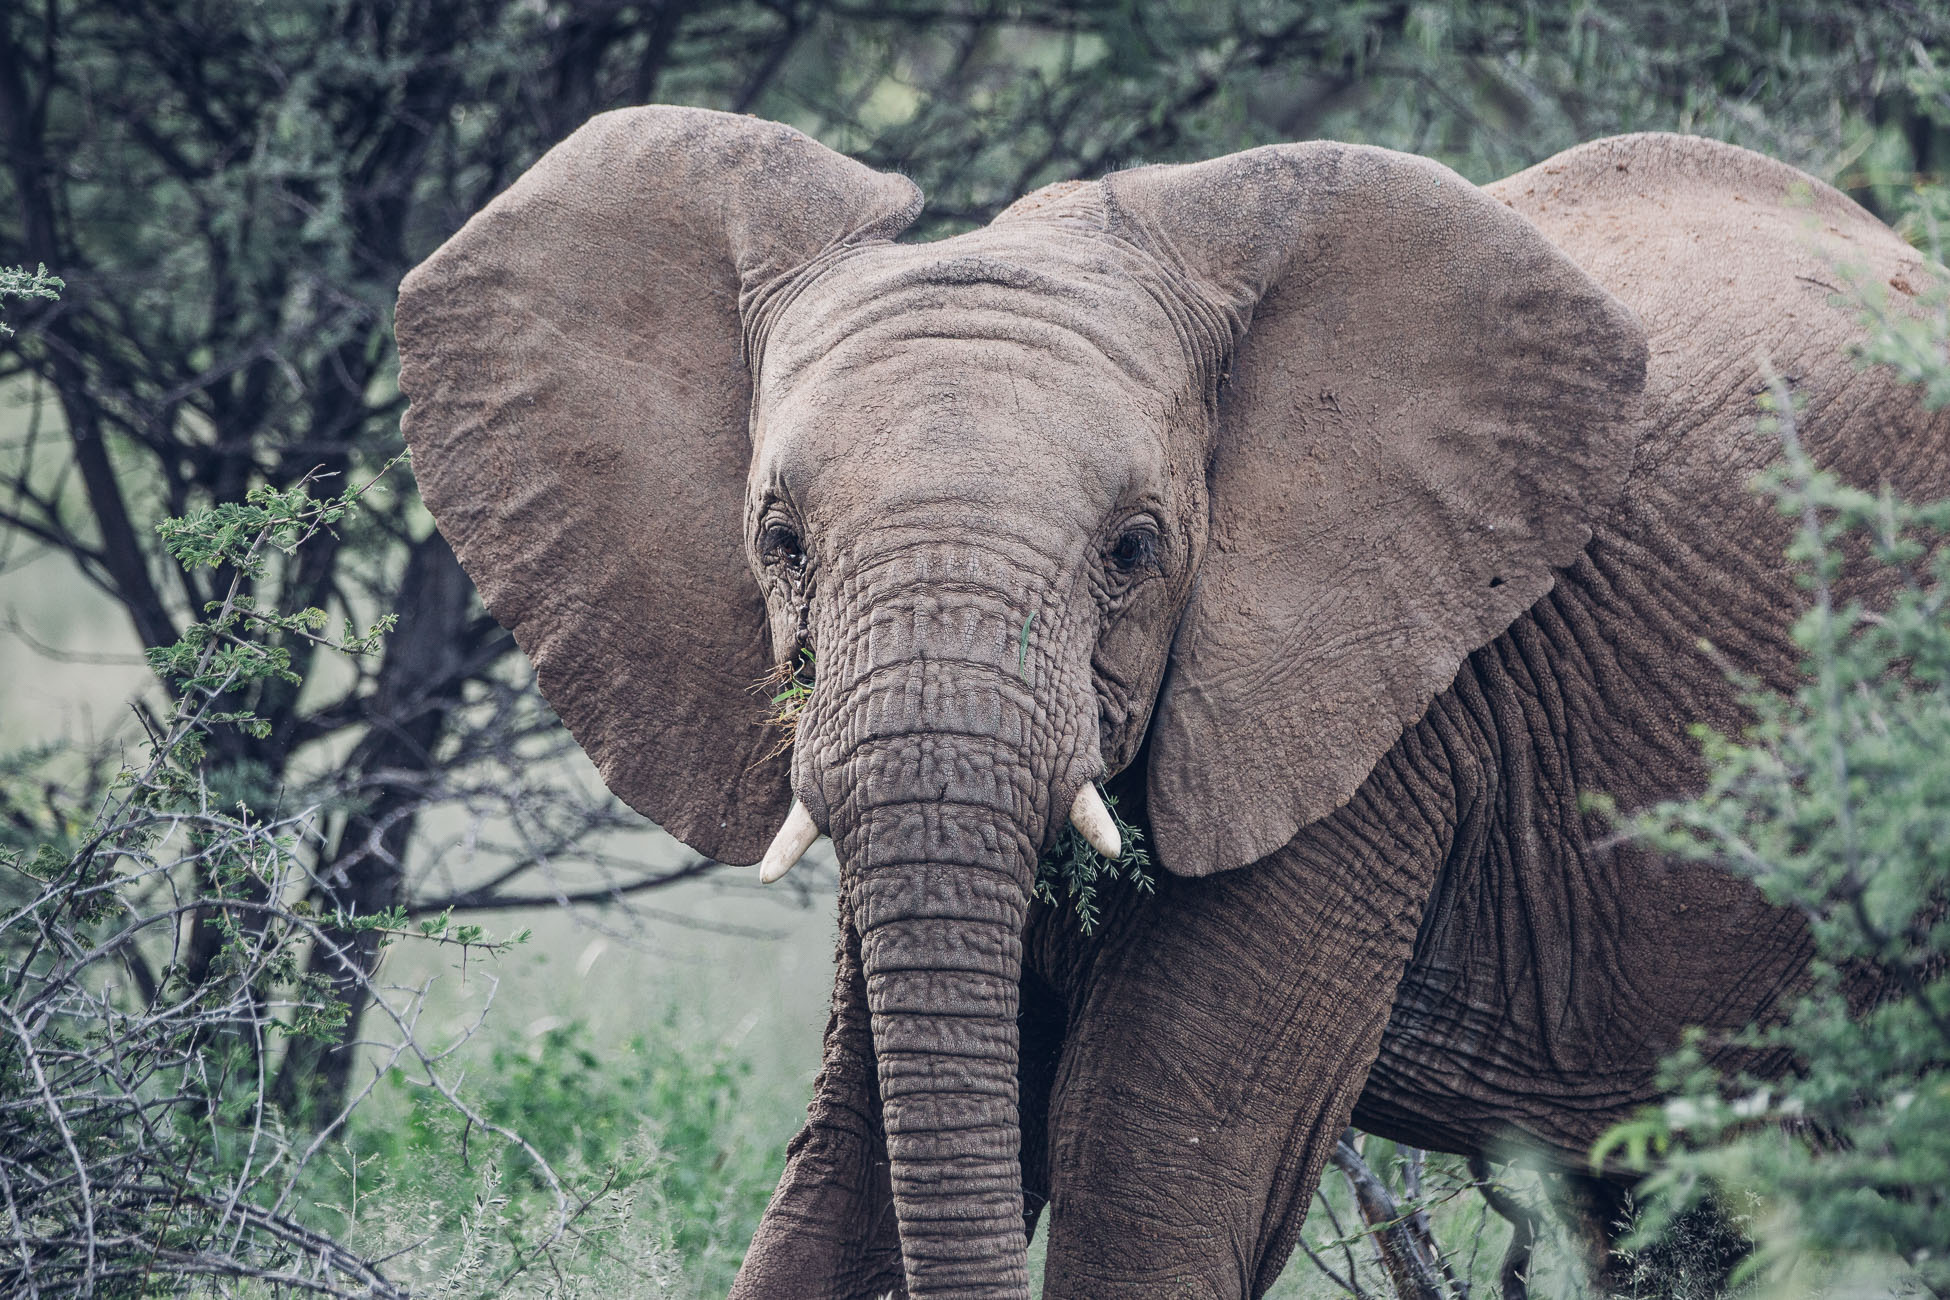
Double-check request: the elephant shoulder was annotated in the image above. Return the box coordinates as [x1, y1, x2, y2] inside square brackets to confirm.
[1485, 133, 1918, 323]
[1489, 134, 1878, 245]
[1488, 133, 1949, 501]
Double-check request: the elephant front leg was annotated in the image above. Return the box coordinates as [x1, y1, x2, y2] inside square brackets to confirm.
[1035, 810, 1438, 1299]
[732, 912, 905, 1300]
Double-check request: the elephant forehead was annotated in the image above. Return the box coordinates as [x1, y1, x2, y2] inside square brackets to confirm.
[752, 330, 1176, 523]
[757, 231, 1196, 403]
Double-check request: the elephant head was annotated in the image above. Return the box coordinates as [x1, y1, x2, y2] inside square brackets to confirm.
[395, 107, 1646, 1298]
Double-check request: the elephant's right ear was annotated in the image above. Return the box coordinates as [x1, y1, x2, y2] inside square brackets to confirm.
[396, 107, 920, 864]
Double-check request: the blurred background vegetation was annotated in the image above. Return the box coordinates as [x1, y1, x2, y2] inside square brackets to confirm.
[3, 1, 1949, 1295]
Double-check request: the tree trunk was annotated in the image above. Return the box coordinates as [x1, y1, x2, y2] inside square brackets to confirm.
[1332, 1132, 1446, 1300]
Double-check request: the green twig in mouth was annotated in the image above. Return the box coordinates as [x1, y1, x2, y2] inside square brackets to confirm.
[1034, 787, 1153, 934]
[760, 638, 1148, 934]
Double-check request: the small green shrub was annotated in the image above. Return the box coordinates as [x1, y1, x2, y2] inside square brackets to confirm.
[323, 1013, 786, 1297]
[0, 466, 541, 1297]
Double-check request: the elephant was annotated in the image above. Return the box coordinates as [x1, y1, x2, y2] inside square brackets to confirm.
[393, 106, 1948, 1299]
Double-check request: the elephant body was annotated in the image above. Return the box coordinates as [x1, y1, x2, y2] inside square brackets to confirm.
[738, 137, 1948, 1298]
[396, 115, 1946, 1299]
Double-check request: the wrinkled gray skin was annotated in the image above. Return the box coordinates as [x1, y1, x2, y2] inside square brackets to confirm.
[395, 109, 1949, 1299]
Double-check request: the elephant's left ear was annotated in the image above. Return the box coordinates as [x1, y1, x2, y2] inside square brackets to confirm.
[1105, 143, 1647, 876]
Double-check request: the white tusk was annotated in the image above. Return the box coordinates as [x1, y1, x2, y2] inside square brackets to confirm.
[1069, 782, 1121, 861]
[758, 798, 820, 884]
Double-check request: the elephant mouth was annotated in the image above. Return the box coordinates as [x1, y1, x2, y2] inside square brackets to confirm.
[754, 782, 1121, 885]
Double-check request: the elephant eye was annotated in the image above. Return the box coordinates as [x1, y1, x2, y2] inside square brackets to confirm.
[1107, 525, 1158, 574]
[762, 522, 805, 570]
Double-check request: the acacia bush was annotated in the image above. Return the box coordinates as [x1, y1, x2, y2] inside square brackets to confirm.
[0, 469, 600, 1296]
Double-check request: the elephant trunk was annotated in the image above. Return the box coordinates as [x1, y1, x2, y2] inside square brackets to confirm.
[853, 853, 1031, 1297]
[805, 577, 1078, 1299]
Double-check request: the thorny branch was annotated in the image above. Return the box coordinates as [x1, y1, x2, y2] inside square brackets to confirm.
[0, 480, 616, 1296]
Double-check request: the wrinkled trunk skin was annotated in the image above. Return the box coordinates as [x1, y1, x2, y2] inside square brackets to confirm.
[824, 656, 1044, 1299]
[850, 850, 1032, 1297]
[749, 560, 1079, 1300]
